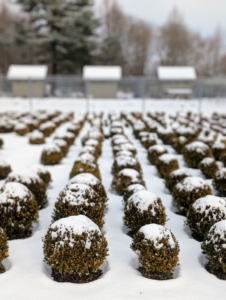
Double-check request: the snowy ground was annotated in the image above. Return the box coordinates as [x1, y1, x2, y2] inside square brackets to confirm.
[0, 99, 225, 300]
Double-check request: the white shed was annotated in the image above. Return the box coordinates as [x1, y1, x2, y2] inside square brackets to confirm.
[7, 65, 48, 98]
[83, 66, 122, 99]
[157, 66, 197, 98]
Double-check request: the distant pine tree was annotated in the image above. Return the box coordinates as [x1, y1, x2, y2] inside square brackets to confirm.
[16, 0, 99, 74]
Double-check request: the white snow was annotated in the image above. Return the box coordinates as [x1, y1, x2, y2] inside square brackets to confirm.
[115, 156, 138, 167]
[158, 154, 178, 164]
[169, 168, 191, 177]
[185, 141, 209, 154]
[29, 130, 44, 139]
[200, 157, 215, 165]
[0, 159, 10, 167]
[176, 176, 210, 192]
[42, 144, 62, 154]
[61, 183, 95, 206]
[30, 164, 49, 174]
[212, 141, 226, 149]
[6, 169, 42, 184]
[7, 65, 48, 80]
[0, 182, 31, 203]
[118, 168, 140, 180]
[126, 184, 146, 193]
[139, 224, 176, 249]
[69, 173, 100, 186]
[192, 195, 226, 216]
[83, 66, 122, 81]
[157, 66, 197, 81]
[215, 168, 226, 179]
[148, 144, 167, 153]
[128, 190, 160, 213]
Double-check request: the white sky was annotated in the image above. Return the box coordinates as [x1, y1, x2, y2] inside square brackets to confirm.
[95, 0, 226, 36]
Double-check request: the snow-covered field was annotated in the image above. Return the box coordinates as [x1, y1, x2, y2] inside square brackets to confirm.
[0, 98, 226, 300]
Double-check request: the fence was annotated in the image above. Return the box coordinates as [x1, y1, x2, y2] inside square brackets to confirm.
[0, 75, 226, 99]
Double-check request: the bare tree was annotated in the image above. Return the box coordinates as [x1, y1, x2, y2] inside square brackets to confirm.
[157, 8, 193, 66]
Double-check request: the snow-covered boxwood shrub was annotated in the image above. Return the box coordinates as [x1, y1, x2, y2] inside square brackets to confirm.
[201, 220, 226, 279]
[157, 154, 179, 178]
[0, 120, 13, 133]
[39, 121, 56, 137]
[84, 139, 102, 158]
[29, 130, 45, 145]
[220, 153, 226, 167]
[0, 228, 8, 273]
[54, 132, 75, 146]
[113, 143, 137, 156]
[147, 145, 168, 165]
[69, 159, 101, 181]
[0, 182, 39, 239]
[82, 130, 103, 146]
[131, 224, 179, 280]
[112, 168, 145, 195]
[171, 136, 188, 154]
[112, 155, 142, 177]
[199, 157, 219, 179]
[69, 173, 107, 207]
[124, 190, 166, 235]
[14, 123, 29, 136]
[123, 184, 146, 206]
[212, 141, 226, 161]
[41, 144, 64, 165]
[43, 215, 108, 283]
[52, 183, 104, 228]
[158, 127, 176, 145]
[186, 195, 226, 241]
[6, 169, 48, 209]
[172, 177, 212, 216]
[213, 169, 226, 196]
[30, 164, 52, 186]
[0, 160, 12, 180]
[165, 168, 190, 192]
[54, 139, 69, 156]
[183, 141, 212, 168]
[67, 124, 80, 136]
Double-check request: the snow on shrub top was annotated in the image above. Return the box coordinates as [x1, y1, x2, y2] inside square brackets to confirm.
[61, 184, 96, 206]
[85, 139, 99, 147]
[127, 184, 146, 193]
[128, 190, 159, 213]
[79, 152, 96, 164]
[114, 143, 136, 151]
[158, 127, 174, 134]
[54, 139, 67, 147]
[185, 141, 209, 154]
[43, 144, 62, 154]
[200, 157, 215, 166]
[158, 154, 177, 164]
[176, 126, 194, 135]
[212, 141, 225, 149]
[169, 168, 191, 177]
[176, 176, 209, 192]
[192, 195, 226, 216]
[14, 123, 27, 130]
[139, 224, 176, 249]
[205, 220, 226, 247]
[115, 156, 138, 167]
[55, 132, 75, 139]
[7, 169, 42, 184]
[118, 168, 140, 180]
[215, 168, 226, 179]
[0, 159, 10, 168]
[50, 215, 101, 249]
[148, 145, 167, 153]
[116, 150, 133, 157]
[178, 136, 187, 143]
[39, 121, 55, 130]
[69, 173, 100, 187]
[29, 130, 44, 139]
[134, 121, 146, 131]
[0, 182, 31, 203]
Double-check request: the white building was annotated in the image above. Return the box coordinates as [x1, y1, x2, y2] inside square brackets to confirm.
[83, 66, 122, 99]
[157, 66, 197, 99]
[7, 65, 48, 98]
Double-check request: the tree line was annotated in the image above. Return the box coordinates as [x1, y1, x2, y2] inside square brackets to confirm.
[0, 0, 225, 76]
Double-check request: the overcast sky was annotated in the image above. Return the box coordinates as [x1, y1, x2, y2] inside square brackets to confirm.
[95, 0, 226, 36]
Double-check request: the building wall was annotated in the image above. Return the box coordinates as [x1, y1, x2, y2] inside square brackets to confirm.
[12, 81, 45, 98]
[87, 82, 118, 99]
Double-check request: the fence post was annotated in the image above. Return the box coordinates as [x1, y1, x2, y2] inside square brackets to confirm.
[28, 78, 33, 111]
[142, 78, 146, 118]
[198, 79, 203, 119]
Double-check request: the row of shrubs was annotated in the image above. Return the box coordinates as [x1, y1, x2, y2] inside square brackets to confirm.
[43, 117, 110, 284]
[128, 111, 226, 280]
[0, 111, 84, 273]
[109, 116, 180, 281]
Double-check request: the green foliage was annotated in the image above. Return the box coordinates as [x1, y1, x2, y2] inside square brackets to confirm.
[131, 228, 179, 280]
[0, 228, 8, 273]
[16, 0, 99, 74]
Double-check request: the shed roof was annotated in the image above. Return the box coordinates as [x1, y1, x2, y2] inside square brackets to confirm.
[83, 66, 122, 81]
[7, 65, 48, 80]
[157, 66, 197, 81]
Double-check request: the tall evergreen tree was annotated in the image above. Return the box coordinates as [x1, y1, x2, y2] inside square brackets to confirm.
[16, 0, 99, 74]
